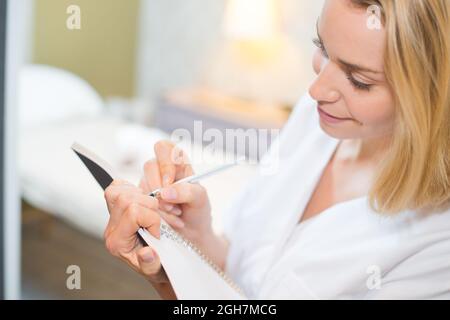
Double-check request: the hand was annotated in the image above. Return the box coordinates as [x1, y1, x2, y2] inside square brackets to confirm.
[103, 180, 169, 284]
[139, 140, 213, 245]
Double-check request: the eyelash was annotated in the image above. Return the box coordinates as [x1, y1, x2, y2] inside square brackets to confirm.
[346, 74, 372, 91]
[312, 38, 328, 58]
[312, 38, 372, 92]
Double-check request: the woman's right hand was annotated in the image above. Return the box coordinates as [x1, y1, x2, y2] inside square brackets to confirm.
[139, 140, 214, 245]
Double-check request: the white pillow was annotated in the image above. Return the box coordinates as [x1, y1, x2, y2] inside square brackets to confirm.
[18, 64, 104, 129]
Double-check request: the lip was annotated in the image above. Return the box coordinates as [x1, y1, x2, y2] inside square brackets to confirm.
[317, 106, 352, 124]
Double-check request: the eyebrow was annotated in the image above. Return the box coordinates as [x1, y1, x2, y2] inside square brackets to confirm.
[337, 58, 383, 74]
[315, 19, 384, 74]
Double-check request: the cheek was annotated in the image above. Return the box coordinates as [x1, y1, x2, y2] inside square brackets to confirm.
[347, 89, 395, 128]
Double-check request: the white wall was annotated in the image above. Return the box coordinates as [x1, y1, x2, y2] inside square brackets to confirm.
[135, 0, 324, 105]
[136, 0, 225, 101]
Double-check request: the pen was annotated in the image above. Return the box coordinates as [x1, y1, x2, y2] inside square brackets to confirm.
[149, 156, 247, 197]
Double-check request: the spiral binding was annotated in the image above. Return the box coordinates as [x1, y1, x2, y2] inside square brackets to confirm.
[160, 223, 246, 297]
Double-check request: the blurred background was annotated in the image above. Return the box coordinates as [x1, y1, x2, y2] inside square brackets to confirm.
[3, 0, 324, 299]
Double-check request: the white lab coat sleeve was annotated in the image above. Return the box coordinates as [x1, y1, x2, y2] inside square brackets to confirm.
[364, 238, 450, 299]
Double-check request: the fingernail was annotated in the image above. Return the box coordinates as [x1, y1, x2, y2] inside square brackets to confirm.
[162, 174, 171, 186]
[163, 203, 174, 211]
[141, 250, 154, 263]
[161, 187, 177, 200]
[171, 206, 182, 216]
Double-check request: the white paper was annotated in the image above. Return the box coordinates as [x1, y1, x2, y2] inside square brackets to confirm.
[138, 225, 246, 300]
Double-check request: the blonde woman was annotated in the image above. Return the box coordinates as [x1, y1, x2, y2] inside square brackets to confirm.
[103, 0, 450, 299]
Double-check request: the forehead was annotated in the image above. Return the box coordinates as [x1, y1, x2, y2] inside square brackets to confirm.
[320, 0, 386, 72]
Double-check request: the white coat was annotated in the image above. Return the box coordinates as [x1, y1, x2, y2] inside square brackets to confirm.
[222, 94, 450, 299]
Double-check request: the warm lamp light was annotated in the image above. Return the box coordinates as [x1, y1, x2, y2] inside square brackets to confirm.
[223, 0, 279, 41]
[206, 0, 317, 105]
[222, 0, 283, 64]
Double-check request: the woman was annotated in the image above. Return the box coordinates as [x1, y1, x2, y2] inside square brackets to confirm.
[103, 0, 450, 299]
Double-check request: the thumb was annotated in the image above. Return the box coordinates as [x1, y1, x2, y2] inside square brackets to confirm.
[137, 246, 161, 277]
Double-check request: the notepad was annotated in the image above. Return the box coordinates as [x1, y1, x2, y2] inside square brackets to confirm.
[71, 142, 246, 300]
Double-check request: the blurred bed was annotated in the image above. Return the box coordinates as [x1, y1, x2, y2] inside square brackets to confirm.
[18, 65, 258, 239]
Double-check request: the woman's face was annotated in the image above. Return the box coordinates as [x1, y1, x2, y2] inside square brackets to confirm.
[309, 0, 395, 140]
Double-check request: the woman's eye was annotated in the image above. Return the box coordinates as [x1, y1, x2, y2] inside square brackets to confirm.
[312, 37, 372, 92]
[312, 38, 329, 58]
[346, 73, 372, 91]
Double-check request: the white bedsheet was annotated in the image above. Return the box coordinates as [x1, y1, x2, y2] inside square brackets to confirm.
[19, 116, 257, 238]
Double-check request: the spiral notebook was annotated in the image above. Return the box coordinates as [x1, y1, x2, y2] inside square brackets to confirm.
[71, 142, 246, 300]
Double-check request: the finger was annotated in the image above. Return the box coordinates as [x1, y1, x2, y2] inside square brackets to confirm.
[115, 204, 161, 240]
[169, 204, 183, 216]
[159, 210, 185, 229]
[174, 151, 194, 181]
[183, 163, 194, 177]
[141, 160, 174, 210]
[104, 180, 142, 212]
[143, 159, 162, 192]
[110, 179, 137, 189]
[115, 192, 159, 213]
[154, 140, 177, 187]
[105, 180, 141, 201]
[171, 145, 186, 166]
[106, 186, 157, 221]
[139, 177, 150, 194]
[136, 246, 163, 278]
[161, 202, 174, 212]
[159, 182, 206, 205]
[160, 202, 182, 216]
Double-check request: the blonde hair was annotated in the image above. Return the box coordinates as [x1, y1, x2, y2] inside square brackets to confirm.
[351, 0, 450, 213]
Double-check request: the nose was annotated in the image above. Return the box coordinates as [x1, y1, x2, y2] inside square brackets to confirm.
[308, 61, 341, 104]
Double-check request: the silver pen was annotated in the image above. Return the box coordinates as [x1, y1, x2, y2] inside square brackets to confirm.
[149, 156, 247, 197]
